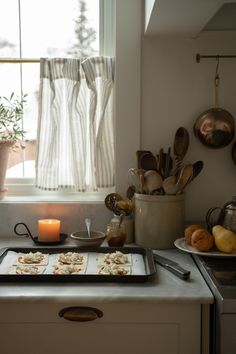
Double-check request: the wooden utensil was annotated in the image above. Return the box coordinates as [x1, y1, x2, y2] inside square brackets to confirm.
[163, 146, 172, 178]
[185, 160, 204, 187]
[176, 163, 193, 193]
[136, 150, 151, 169]
[140, 152, 157, 171]
[127, 168, 145, 193]
[143, 170, 163, 194]
[126, 185, 136, 200]
[163, 175, 179, 195]
[158, 148, 165, 177]
[173, 127, 189, 165]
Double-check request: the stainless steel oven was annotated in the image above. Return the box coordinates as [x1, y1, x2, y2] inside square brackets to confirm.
[193, 255, 236, 354]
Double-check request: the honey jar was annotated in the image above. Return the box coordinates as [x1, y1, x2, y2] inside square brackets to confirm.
[106, 218, 126, 247]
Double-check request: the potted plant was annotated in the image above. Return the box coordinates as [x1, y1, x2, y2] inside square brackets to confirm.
[0, 92, 27, 199]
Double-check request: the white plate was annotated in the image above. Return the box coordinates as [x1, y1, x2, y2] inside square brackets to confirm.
[174, 237, 236, 257]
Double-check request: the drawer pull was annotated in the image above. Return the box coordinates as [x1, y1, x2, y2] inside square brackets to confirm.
[59, 306, 103, 322]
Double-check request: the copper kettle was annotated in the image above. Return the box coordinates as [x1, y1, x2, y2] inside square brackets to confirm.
[206, 196, 236, 232]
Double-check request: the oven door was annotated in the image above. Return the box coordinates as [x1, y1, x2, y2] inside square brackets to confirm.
[193, 254, 236, 354]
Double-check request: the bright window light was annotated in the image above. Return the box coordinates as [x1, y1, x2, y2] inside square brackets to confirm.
[0, 0, 99, 179]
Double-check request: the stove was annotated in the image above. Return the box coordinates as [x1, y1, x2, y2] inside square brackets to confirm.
[193, 255, 236, 354]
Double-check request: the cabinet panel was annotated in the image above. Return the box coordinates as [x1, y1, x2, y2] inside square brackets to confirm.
[0, 303, 202, 354]
[0, 323, 179, 354]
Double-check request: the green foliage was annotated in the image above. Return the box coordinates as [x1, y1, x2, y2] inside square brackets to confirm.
[0, 92, 27, 146]
[68, 0, 97, 57]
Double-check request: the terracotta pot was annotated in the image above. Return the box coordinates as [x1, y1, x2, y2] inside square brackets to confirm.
[0, 140, 14, 199]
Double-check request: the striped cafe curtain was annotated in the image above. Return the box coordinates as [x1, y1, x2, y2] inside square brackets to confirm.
[35, 57, 115, 191]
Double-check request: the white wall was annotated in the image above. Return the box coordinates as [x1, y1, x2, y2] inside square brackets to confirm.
[142, 31, 236, 223]
[0, 202, 111, 238]
[115, 0, 142, 193]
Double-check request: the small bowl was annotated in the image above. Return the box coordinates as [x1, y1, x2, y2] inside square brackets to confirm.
[70, 230, 106, 247]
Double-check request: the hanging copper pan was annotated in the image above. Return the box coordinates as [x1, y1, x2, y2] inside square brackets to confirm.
[193, 59, 235, 148]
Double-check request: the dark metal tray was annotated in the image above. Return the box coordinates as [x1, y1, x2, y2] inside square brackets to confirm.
[0, 246, 156, 283]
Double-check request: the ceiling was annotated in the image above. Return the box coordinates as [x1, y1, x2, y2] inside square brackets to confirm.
[204, 3, 236, 31]
[145, 0, 236, 37]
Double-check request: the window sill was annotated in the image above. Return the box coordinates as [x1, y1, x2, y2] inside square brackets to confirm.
[1, 189, 115, 204]
[0, 195, 107, 203]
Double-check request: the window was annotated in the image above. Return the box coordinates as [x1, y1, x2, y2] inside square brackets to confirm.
[0, 0, 100, 185]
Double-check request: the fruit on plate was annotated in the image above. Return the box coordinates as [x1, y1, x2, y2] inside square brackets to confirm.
[184, 224, 202, 245]
[212, 225, 236, 253]
[191, 228, 214, 252]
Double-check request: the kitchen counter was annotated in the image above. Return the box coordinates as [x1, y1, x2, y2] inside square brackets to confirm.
[0, 237, 213, 354]
[0, 237, 213, 304]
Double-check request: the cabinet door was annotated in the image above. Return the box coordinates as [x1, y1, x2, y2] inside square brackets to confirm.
[0, 322, 178, 354]
[0, 302, 201, 354]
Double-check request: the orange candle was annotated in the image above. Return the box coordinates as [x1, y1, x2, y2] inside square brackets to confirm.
[38, 219, 61, 242]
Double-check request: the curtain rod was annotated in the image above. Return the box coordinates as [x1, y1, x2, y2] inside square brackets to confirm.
[196, 53, 236, 63]
[0, 58, 40, 63]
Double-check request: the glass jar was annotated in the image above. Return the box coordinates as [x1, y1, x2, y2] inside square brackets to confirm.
[106, 219, 126, 247]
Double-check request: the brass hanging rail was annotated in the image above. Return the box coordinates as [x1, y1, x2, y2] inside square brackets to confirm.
[196, 53, 236, 63]
[0, 58, 40, 63]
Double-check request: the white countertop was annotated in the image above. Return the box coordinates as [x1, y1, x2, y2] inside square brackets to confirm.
[0, 237, 213, 305]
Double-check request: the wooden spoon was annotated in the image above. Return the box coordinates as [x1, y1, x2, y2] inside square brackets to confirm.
[126, 185, 136, 200]
[140, 152, 157, 171]
[143, 170, 163, 194]
[136, 150, 151, 169]
[176, 163, 193, 193]
[163, 175, 179, 195]
[184, 160, 204, 187]
[163, 146, 173, 178]
[173, 127, 189, 166]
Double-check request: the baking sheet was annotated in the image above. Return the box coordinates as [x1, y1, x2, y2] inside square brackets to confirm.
[0, 246, 156, 282]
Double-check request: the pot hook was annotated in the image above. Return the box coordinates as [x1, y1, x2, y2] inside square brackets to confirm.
[214, 56, 220, 108]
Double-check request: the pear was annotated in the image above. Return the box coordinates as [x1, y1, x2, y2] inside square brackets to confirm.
[212, 225, 236, 253]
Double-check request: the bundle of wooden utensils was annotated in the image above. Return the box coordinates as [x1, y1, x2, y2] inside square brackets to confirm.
[128, 127, 204, 196]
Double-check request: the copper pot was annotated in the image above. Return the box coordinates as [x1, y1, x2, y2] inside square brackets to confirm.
[194, 70, 235, 148]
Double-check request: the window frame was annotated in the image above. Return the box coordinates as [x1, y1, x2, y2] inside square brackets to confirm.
[4, 0, 142, 202]
[4, 0, 116, 201]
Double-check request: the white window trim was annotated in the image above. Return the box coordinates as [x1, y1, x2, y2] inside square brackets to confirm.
[4, 0, 142, 202]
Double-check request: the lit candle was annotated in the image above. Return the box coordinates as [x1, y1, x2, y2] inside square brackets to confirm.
[38, 219, 61, 242]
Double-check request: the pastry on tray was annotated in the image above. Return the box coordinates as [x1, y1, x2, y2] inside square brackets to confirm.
[16, 252, 48, 265]
[98, 251, 132, 266]
[56, 252, 88, 265]
[53, 264, 86, 275]
[97, 264, 131, 275]
[8, 265, 46, 275]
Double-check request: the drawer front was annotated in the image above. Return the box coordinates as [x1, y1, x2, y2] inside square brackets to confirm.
[0, 302, 200, 324]
[0, 303, 201, 354]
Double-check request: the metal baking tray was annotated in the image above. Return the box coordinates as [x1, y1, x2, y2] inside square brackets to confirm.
[0, 246, 156, 283]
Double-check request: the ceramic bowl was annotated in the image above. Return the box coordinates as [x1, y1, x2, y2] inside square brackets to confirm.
[70, 230, 106, 247]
